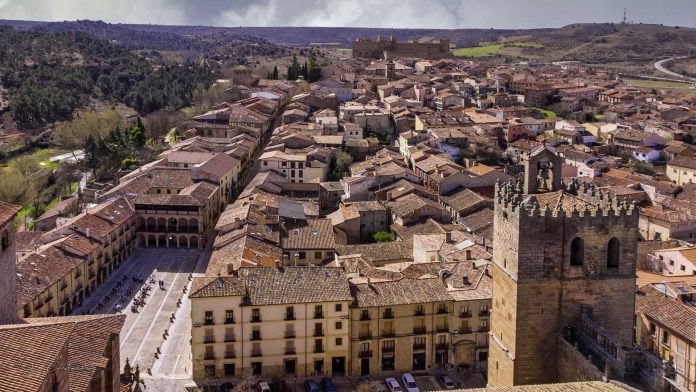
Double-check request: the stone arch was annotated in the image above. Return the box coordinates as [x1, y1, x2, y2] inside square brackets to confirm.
[156, 218, 166, 231]
[189, 218, 199, 231]
[147, 235, 156, 247]
[146, 217, 156, 230]
[607, 237, 620, 269]
[190, 236, 199, 249]
[570, 237, 584, 266]
[179, 235, 189, 248]
[136, 217, 145, 230]
[157, 235, 166, 248]
[178, 217, 189, 232]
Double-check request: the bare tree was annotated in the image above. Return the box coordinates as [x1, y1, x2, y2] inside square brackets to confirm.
[145, 111, 179, 146]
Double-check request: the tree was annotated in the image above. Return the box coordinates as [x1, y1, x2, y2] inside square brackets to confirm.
[272, 66, 279, 80]
[144, 111, 177, 146]
[373, 231, 395, 243]
[128, 126, 146, 149]
[83, 134, 100, 177]
[0, 166, 31, 205]
[287, 54, 300, 81]
[331, 151, 353, 180]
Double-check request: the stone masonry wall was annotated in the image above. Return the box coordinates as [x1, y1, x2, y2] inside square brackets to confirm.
[0, 219, 17, 324]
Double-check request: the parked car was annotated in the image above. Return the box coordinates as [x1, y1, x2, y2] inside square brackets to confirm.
[437, 374, 456, 389]
[257, 381, 271, 392]
[401, 373, 420, 392]
[321, 377, 337, 392]
[304, 380, 321, 392]
[385, 377, 402, 392]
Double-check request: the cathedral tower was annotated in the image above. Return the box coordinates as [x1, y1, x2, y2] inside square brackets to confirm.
[487, 148, 638, 386]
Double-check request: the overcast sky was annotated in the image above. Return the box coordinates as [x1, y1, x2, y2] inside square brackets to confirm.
[0, 0, 694, 29]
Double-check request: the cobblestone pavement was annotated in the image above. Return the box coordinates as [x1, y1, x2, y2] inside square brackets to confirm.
[73, 247, 206, 390]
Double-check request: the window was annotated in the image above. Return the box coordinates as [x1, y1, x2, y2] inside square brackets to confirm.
[681, 265, 686, 271]
[286, 306, 295, 320]
[607, 238, 620, 269]
[335, 321, 343, 330]
[570, 237, 584, 266]
[298, 251, 306, 259]
[314, 305, 323, 318]
[336, 337, 343, 346]
[225, 309, 234, 324]
[252, 362, 262, 375]
[650, 322, 656, 337]
[335, 303, 343, 312]
[315, 251, 322, 259]
[251, 308, 261, 322]
[263, 161, 268, 166]
[204, 311, 214, 325]
[224, 363, 235, 377]
[662, 331, 670, 345]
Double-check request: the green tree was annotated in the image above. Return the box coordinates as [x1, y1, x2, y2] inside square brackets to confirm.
[128, 126, 146, 149]
[330, 151, 353, 180]
[272, 66, 279, 80]
[84, 134, 100, 177]
[373, 231, 395, 243]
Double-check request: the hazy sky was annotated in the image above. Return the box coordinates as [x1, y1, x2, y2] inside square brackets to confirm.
[0, 0, 694, 29]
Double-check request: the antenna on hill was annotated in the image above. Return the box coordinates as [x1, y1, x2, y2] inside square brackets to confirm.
[621, 8, 628, 25]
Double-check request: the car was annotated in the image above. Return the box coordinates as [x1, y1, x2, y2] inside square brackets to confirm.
[257, 381, 271, 392]
[438, 374, 456, 389]
[321, 377, 337, 392]
[304, 380, 321, 392]
[401, 373, 420, 392]
[384, 377, 402, 392]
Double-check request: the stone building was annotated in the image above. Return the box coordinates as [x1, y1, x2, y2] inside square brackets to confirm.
[488, 148, 641, 387]
[352, 36, 454, 60]
[0, 201, 21, 324]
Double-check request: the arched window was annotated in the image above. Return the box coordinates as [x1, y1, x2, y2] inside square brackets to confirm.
[607, 237, 620, 269]
[570, 237, 584, 266]
[1, 230, 8, 250]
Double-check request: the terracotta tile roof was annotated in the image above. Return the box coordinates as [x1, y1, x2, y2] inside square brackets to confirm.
[0, 314, 125, 392]
[391, 219, 445, 241]
[16, 245, 84, 310]
[241, 266, 352, 305]
[451, 381, 628, 391]
[441, 188, 491, 213]
[350, 277, 452, 307]
[190, 276, 245, 298]
[669, 156, 696, 171]
[281, 218, 335, 250]
[459, 208, 494, 233]
[14, 231, 44, 252]
[336, 240, 413, 264]
[61, 233, 101, 255]
[387, 193, 445, 218]
[0, 201, 21, 227]
[636, 283, 696, 344]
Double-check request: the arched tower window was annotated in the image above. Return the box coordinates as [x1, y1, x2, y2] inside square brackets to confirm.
[607, 237, 620, 269]
[570, 237, 584, 266]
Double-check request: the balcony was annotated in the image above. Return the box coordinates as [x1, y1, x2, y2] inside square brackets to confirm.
[314, 346, 324, 354]
[224, 335, 236, 342]
[204, 318, 215, 326]
[251, 350, 262, 357]
[382, 345, 395, 353]
[383, 310, 394, 319]
[251, 316, 262, 323]
[381, 330, 395, 338]
[61, 296, 69, 305]
[437, 307, 450, 315]
[285, 348, 296, 355]
[413, 327, 427, 335]
[359, 332, 372, 340]
[459, 311, 472, 318]
[360, 313, 371, 321]
[225, 318, 235, 325]
[479, 309, 490, 316]
[414, 309, 425, 317]
[45, 295, 53, 302]
[285, 331, 296, 339]
[477, 342, 489, 349]
[204, 353, 216, 360]
[60, 283, 68, 291]
[225, 351, 236, 359]
[459, 327, 472, 334]
[314, 312, 324, 319]
[413, 343, 426, 351]
[314, 330, 324, 337]
[436, 326, 449, 333]
[358, 350, 373, 358]
[479, 326, 490, 333]
[285, 314, 296, 321]
[436, 342, 449, 350]
[204, 336, 215, 344]
[251, 333, 262, 341]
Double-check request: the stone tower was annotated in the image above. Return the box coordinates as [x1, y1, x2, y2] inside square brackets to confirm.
[487, 148, 638, 387]
[0, 201, 20, 324]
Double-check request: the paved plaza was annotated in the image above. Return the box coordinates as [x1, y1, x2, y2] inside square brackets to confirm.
[72, 247, 208, 390]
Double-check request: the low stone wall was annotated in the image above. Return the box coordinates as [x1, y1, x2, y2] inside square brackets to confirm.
[557, 337, 604, 383]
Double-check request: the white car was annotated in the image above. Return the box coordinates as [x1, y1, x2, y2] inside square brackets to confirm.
[438, 374, 456, 389]
[385, 377, 402, 392]
[401, 373, 420, 392]
[257, 381, 271, 392]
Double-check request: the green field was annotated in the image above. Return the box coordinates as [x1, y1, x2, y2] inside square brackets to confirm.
[531, 107, 557, 119]
[622, 78, 694, 89]
[509, 42, 544, 48]
[452, 44, 503, 57]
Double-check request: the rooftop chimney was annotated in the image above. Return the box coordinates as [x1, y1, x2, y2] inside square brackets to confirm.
[462, 276, 469, 285]
[465, 249, 472, 260]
